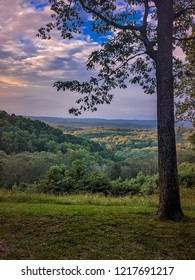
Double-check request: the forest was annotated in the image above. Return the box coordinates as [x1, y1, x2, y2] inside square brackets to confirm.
[0, 110, 194, 196]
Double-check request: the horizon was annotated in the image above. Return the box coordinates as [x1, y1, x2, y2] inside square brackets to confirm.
[26, 114, 194, 128]
[27, 114, 157, 121]
[2, 110, 193, 125]
[1, 108, 157, 121]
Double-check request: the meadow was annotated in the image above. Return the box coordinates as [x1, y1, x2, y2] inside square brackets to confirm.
[0, 189, 194, 260]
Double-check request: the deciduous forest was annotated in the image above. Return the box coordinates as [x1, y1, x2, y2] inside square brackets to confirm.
[0, 110, 194, 196]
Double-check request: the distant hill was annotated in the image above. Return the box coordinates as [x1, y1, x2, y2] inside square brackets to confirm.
[28, 116, 158, 129]
[0, 111, 103, 154]
[28, 116, 193, 129]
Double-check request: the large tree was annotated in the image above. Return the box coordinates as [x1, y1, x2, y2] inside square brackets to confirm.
[38, 0, 195, 220]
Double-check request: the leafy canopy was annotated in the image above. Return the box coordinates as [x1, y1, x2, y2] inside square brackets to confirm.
[38, 0, 195, 115]
[175, 29, 195, 122]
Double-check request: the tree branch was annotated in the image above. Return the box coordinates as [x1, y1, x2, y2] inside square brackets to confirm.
[78, 0, 142, 32]
[95, 51, 147, 85]
[129, 1, 157, 63]
[173, 36, 195, 41]
[143, 0, 149, 29]
[174, 6, 195, 20]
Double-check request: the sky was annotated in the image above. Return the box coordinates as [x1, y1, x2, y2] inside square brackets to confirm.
[0, 0, 158, 120]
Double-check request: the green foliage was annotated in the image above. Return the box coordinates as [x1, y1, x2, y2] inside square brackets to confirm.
[140, 174, 159, 195]
[37, 161, 111, 195]
[38, 165, 71, 194]
[111, 179, 139, 196]
[189, 132, 195, 145]
[0, 151, 67, 189]
[189, 121, 195, 147]
[106, 162, 121, 180]
[179, 162, 195, 188]
[36, 160, 160, 197]
[111, 172, 158, 196]
[82, 172, 112, 195]
[0, 111, 103, 154]
[0, 111, 194, 196]
[175, 31, 195, 123]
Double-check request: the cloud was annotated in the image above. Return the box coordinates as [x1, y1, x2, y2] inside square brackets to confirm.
[0, 0, 100, 87]
[0, 0, 157, 119]
[0, 76, 30, 88]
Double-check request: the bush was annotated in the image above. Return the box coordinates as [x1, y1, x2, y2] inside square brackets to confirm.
[140, 174, 159, 195]
[111, 179, 138, 196]
[38, 163, 112, 195]
[37, 165, 73, 195]
[179, 162, 195, 188]
[111, 172, 159, 196]
[82, 172, 112, 195]
[111, 172, 145, 196]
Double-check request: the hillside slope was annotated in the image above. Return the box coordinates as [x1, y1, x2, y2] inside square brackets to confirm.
[0, 111, 103, 154]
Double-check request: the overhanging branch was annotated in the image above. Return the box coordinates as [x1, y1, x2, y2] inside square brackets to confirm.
[78, 0, 142, 32]
[173, 36, 195, 41]
[174, 6, 195, 20]
[143, 0, 149, 29]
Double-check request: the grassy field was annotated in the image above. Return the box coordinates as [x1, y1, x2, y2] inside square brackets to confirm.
[0, 189, 194, 260]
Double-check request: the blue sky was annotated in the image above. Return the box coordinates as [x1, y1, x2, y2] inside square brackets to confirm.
[0, 0, 158, 119]
[29, 0, 48, 10]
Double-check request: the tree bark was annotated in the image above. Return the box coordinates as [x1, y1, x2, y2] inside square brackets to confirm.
[156, 0, 184, 220]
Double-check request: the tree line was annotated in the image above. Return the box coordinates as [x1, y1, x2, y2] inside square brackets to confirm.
[0, 111, 194, 196]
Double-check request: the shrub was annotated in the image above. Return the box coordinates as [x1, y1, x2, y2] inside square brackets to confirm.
[140, 174, 159, 195]
[111, 172, 159, 196]
[179, 162, 195, 188]
[82, 172, 112, 195]
[37, 165, 72, 194]
[111, 179, 138, 196]
[111, 172, 145, 196]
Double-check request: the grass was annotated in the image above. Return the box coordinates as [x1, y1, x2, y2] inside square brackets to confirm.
[0, 189, 195, 260]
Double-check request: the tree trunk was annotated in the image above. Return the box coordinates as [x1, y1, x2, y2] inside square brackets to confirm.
[156, 0, 184, 220]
